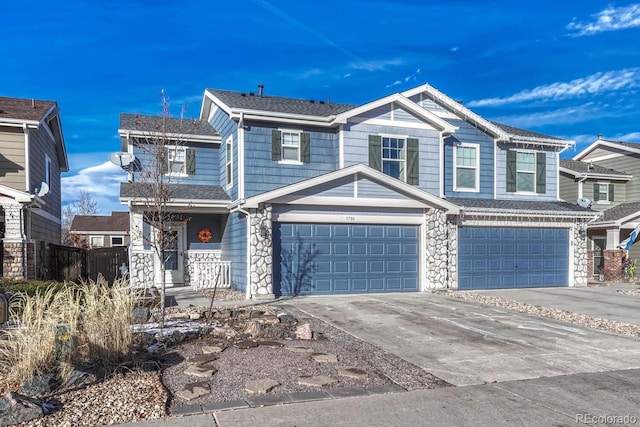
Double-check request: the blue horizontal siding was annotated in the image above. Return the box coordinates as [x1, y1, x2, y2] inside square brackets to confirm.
[343, 122, 440, 196]
[209, 107, 238, 200]
[243, 123, 339, 197]
[443, 119, 494, 199]
[220, 212, 246, 293]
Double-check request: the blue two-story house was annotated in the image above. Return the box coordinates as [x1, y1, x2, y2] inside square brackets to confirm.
[119, 83, 596, 298]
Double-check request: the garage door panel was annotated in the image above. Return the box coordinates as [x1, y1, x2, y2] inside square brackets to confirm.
[274, 223, 419, 296]
[459, 227, 569, 290]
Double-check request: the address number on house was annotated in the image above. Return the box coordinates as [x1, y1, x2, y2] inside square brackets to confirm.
[345, 216, 357, 222]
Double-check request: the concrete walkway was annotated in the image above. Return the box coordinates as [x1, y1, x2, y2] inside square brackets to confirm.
[471, 283, 640, 326]
[120, 368, 640, 426]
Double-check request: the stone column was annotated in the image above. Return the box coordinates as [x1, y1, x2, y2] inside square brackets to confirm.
[249, 205, 274, 300]
[1, 203, 25, 279]
[603, 249, 625, 282]
[425, 209, 455, 290]
[572, 223, 588, 287]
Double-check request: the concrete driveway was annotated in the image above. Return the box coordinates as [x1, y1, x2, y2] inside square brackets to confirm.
[283, 291, 640, 386]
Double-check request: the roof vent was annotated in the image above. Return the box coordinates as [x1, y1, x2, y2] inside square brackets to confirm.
[258, 84, 264, 97]
[597, 134, 603, 140]
[319, 101, 325, 104]
[31, 98, 35, 108]
[241, 93, 246, 97]
[588, 161, 594, 171]
[309, 99, 315, 103]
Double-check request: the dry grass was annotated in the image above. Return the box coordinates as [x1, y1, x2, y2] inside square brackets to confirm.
[0, 277, 141, 387]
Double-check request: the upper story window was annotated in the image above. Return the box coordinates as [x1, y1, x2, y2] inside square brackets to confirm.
[225, 136, 233, 188]
[454, 144, 479, 191]
[594, 182, 614, 204]
[382, 137, 405, 181]
[272, 130, 310, 164]
[506, 150, 546, 194]
[368, 135, 419, 185]
[162, 146, 195, 176]
[45, 154, 52, 187]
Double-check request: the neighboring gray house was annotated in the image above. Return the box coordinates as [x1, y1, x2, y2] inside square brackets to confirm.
[561, 136, 640, 280]
[120, 83, 596, 297]
[0, 96, 69, 279]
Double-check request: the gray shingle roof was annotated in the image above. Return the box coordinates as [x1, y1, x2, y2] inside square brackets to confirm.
[207, 89, 356, 117]
[70, 211, 130, 232]
[119, 113, 219, 137]
[491, 121, 565, 141]
[448, 198, 595, 214]
[559, 159, 629, 176]
[600, 138, 640, 150]
[0, 97, 56, 122]
[120, 183, 230, 201]
[598, 202, 640, 222]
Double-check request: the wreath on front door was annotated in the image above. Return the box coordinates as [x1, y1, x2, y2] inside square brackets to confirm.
[198, 227, 212, 243]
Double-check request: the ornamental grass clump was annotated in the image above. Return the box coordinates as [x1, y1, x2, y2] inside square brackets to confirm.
[0, 277, 141, 387]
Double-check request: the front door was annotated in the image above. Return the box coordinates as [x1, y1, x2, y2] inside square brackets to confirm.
[155, 224, 185, 287]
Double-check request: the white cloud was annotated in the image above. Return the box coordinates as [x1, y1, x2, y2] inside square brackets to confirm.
[62, 153, 127, 214]
[491, 104, 600, 128]
[385, 68, 421, 88]
[611, 131, 640, 142]
[349, 58, 404, 72]
[385, 80, 402, 88]
[450, 46, 459, 52]
[468, 68, 640, 107]
[567, 4, 640, 36]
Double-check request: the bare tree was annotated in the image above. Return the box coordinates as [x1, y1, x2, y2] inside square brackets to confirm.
[127, 90, 194, 328]
[62, 191, 100, 246]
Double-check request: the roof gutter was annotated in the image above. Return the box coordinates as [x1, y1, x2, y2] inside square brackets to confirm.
[459, 207, 601, 218]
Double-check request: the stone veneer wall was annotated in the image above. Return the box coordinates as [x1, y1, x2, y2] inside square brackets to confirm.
[129, 251, 154, 287]
[185, 251, 222, 287]
[425, 209, 456, 290]
[248, 205, 274, 299]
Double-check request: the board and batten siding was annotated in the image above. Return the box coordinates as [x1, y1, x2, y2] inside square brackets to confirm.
[443, 119, 494, 199]
[220, 212, 247, 293]
[242, 123, 338, 198]
[0, 127, 26, 191]
[209, 107, 238, 200]
[558, 172, 579, 204]
[495, 143, 558, 201]
[28, 126, 62, 225]
[589, 154, 640, 202]
[342, 122, 440, 196]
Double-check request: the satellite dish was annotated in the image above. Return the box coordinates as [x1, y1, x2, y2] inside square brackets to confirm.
[577, 197, 593, 209]
[36, 182, 49, 197]
[109, 152, 136, 169]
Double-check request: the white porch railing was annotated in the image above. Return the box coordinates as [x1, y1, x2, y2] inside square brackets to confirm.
[192, 260, 232, 290]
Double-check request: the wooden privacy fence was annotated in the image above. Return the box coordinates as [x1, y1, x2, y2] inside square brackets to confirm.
[49, 244, 129, 284]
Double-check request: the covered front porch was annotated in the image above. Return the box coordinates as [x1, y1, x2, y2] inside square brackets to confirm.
[121, 182, 233, 290]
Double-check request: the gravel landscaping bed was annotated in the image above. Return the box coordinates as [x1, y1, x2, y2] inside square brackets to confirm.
[616, 287, 640, 296]
[446, 290, 640, 338]
[10, 301, 449, 426]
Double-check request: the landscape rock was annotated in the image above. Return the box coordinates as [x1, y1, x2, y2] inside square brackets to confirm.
[244, 378, 280, 395]
[176, 382, 210, 400]
[202, 344, 227, 354]
[285, 346, 314, 354]
[0, 392, 43, 426]
[235, 340, 259, 349]
[295, 323, 313, 340]
[310, 353, 338, 363]
[277, 313, 297, 324]
[19, 373, 58, 396]
[184, 365, 218, 378]
[296, 375, 338, 387]
[338, 368, 368, 380]
[186, 354, 219, 365]
[132, 306, 151, 324]
[257, 340, 283, 348]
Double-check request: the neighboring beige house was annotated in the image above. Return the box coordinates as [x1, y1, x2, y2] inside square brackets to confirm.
[0, 96, 69, 279]
[560, 135, 640, 280]
[70, 211, 130, 248]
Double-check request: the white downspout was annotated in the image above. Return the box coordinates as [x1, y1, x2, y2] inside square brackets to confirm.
[23, 124, 30, 192]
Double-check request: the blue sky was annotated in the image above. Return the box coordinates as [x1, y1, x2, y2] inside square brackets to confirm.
[1, 1, 640, 213]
